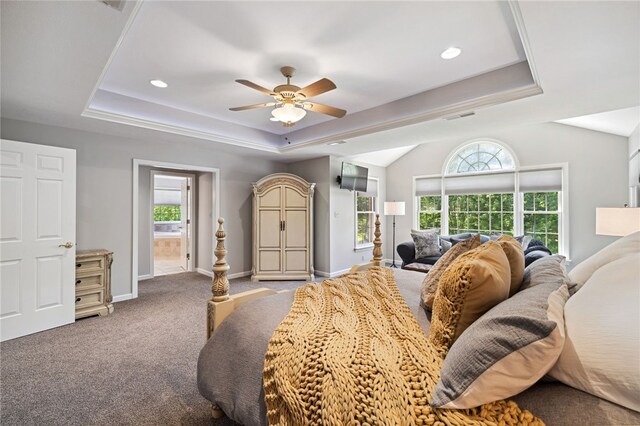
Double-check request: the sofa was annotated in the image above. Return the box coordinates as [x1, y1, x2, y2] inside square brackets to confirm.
[397, 232, 552, 270]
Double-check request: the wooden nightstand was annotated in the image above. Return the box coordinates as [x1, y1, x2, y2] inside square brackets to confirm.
[75, 249, 114, 319]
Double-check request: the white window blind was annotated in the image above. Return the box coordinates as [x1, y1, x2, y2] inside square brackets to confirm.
[154, 189, 181, 205]
[415, 177, 442, 196]
[519, 168, 562, 192]
[443, 171, 515, 195]
[356, 179, 378, 197]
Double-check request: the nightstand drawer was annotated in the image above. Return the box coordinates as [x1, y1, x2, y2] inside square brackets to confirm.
[75, 291, 104, 310]
[75, 249, 113, 319]
[75, 274, 104, 292]
[76, 256, 104, 274]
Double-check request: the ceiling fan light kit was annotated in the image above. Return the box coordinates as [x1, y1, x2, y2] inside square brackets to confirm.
[271, 103, 307, 125]
[230, 66, 347, 127]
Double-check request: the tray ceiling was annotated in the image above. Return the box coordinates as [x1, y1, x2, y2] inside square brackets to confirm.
[85, 1, 536, 151]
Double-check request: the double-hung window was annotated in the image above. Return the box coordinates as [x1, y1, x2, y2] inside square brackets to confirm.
[355, 178, 378, 248]
[519, 168, 563, 254]
[448, 193, 514, 235]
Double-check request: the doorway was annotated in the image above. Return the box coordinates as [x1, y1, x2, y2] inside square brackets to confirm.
[132, 159, 220, 300]
[151, 171, 194, 276]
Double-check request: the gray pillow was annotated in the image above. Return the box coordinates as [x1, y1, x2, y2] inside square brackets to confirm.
[520, 254, 572, 292]
[411, 229, 440, 258]
[440, 239, 452, 254]
[430, 279, 571, 409]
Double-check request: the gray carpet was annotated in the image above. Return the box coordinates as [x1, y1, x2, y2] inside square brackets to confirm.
[0, 272, 309, 426]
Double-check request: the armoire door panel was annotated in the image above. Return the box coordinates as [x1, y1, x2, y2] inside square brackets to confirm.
[285, 250, 307, 273]
[285, 210, 307, 248]
[259, 210, 281, 248]
[284, 187, 306, 208]
[259, 250, 281, 272]
[258, 186, 281, 208]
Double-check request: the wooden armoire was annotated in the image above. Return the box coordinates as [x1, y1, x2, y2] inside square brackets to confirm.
[251, 173, 315, 282]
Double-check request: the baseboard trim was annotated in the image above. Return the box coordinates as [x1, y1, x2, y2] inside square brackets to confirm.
[196, 268, 213, 277]
[137, 274, 153, 281]
[316, 268, 351, 278]
[113, 293, 133, 303]
[228, 271, 252, 279]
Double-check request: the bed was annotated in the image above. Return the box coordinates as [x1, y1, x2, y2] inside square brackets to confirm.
[198, 217, 640, 425]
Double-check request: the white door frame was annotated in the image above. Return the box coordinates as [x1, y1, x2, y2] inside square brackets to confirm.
[150, 170, 196, 278]
[132, 159, 220, 299]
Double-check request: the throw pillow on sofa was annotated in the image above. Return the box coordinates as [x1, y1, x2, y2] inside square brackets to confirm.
[420, 235, 481, 311]
[429, 241, 511, 353]
[523, 243, 553, 267]
[411, 228, 441, 258]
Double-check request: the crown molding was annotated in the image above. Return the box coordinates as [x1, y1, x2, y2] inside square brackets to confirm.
[81, 108, 280, 153]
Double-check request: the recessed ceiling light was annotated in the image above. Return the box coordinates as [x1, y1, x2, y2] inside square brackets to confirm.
[440, 47, 462, 60]
[150, 79, 168, 88]
[328, 141, 346, 146]
[270, 117, 279, 122]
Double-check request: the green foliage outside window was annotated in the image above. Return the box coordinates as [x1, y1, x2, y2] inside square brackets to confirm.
[417, 191, 561, 254]
[356, 194, 376, 245]
[154, 205, 181, 222]
[357, 213, 372, 245]
[418, 195, 442, 230]
[523, 192, 559, 253]
[448, 193, 513, 235]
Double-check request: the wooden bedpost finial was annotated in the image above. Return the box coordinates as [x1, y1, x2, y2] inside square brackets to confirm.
[372, 213, 382, 267]
[212, 217, 230, 302]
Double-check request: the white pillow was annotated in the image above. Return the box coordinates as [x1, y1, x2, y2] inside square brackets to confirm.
[568, 231, 640, 288]
[549, 253, 640, 411]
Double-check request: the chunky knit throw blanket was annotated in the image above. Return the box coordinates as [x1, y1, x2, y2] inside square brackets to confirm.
[263, 267, 543, 426]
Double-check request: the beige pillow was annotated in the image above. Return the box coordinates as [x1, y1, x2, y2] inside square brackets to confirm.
[568, 230, 640, 289]
[549, 253, 640, 411]
[420, 235, 482, 311]
[497, 235, 525, 296]
[429, 241, 511, 354]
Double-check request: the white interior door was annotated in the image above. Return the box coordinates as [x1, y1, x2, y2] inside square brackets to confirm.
[1, 139, 76, 342]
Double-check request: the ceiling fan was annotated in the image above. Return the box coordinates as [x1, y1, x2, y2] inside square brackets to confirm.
[229, 66, 347, 127]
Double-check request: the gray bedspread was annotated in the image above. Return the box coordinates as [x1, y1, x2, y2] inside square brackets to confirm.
[197, 268, 640, 426]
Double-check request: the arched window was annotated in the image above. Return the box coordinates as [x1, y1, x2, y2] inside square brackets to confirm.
[446, 141, 515, 174]
[415, 140, 566, 255]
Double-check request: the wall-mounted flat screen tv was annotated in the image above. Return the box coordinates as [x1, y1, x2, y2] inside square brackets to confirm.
[338, 162, 368, 192]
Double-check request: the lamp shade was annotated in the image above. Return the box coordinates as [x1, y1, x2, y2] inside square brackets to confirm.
[595, 207, 640, 236]
[384, 201, 405, 216]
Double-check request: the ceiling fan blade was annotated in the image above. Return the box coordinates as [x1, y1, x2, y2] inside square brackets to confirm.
[235, 80, 276, 96]
[229, 102, 275, 111]
[302, 102, 346, 118]
[296, 78, 336, 99]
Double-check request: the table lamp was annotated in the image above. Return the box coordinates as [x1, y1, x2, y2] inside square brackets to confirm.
[595, 206, 640, 236]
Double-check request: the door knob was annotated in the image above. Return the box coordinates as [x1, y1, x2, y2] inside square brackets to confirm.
[58, 242, 74, 249]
